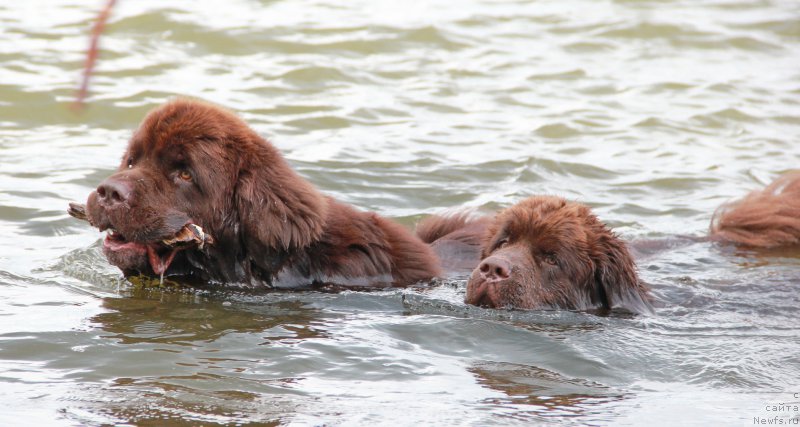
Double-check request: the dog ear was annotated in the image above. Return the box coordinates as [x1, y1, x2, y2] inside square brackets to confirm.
[234, 143, 328, 252]
[591, 229, 652, 314]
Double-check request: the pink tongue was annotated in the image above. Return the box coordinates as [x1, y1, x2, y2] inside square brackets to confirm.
[146, 245, 178, 275]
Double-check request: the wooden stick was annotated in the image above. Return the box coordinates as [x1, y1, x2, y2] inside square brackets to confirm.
[72, 0, 117, 111]
[67, 202, 216, 248]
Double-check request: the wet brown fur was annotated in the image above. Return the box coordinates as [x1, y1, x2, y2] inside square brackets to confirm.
[428, 173, 800, 312]
[710, 172, 800, 248]
[416, 212, 492, 275]
[84, 98, 440, 288]
[420, 196, 651, 313]
[472, 196, 650, 312]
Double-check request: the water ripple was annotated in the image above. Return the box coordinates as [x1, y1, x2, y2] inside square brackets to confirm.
[1, 0, 799, 425]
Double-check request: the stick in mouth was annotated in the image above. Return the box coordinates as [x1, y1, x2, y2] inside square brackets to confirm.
[67, 202, 215, 249]
[68, 202, 88, 222]
[162, 223, 215, 249]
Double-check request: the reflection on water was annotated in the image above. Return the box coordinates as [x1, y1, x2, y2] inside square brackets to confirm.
[468, 361, 626, 425]
[1, 0, 799, 425]
[75, 289, 321, 426]
[94, 291, 324, 345]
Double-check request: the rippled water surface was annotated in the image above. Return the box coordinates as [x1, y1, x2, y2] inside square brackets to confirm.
[1, 0, 799, 425]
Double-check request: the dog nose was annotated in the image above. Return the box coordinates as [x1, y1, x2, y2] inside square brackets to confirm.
[96, 177, 133, 206]
[479, 257, 510, 282]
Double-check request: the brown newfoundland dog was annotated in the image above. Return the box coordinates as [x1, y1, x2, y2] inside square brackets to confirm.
[70, 99, 440, 288]
[419, 196, 652, 314]
[419, 172, 800, 313]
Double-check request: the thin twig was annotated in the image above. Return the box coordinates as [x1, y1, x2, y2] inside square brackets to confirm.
[72, 0, 117, 111]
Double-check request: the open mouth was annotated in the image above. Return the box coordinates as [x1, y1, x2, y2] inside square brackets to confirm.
[103, 224, 214, 276]
[103, 229, 176, 276]
[67, 202, 215, 277]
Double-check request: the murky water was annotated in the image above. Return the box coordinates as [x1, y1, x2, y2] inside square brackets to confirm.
[1, 0, 799, 425]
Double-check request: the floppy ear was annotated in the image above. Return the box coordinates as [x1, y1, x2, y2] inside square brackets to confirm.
[234, 143, 328, 252]
[591, 229, 652, 314]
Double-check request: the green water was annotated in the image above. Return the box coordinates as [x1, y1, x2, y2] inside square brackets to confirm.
[0, 0, 799, 425]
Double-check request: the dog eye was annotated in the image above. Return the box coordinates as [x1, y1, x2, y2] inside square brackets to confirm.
[543, 252, 557, 265]
[178, 169, 192, 181]
[496, 238, 509, 249]
[126, 157, 133, 169]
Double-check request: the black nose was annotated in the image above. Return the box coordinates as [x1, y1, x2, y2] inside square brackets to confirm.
[96, 177, 133, 207]
[478, 257, 510, 282]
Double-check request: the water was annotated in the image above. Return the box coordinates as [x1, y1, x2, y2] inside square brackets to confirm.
[1, 0, 799, 425]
